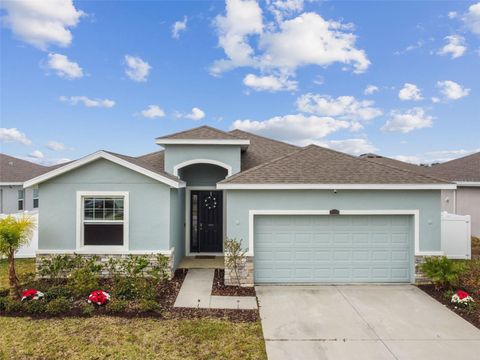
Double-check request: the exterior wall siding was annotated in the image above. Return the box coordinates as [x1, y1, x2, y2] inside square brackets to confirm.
[225, 190, 442, 252]
[163, 144, 242, 175]
[178, 164, 228, 186]
[456, 187, 480, 237]
[37, 159, 172, 251]
[0, 185, 36, 214]
[170, 188, 185, 269]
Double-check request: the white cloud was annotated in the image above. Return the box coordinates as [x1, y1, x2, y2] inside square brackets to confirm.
[437, 35, 467, 59]
[141, 105, 166, 119]
[296, 93, 382, 122]
[124, 55, 151, 82]
[0, 0, 84, 50]
[393, 40, 424, 55]
[46, 53, 83, 79]
[431, 97, 440, 103]
[463, 2, 480, 35]
[381, 107, 433, 133]
[326, 138, 378, 155]
[243, 73, 297, 92]
[267, 0, 304, 22]
[436, 80, 470, 100]
[60, 96, 115, 108]
[393, 148, 480, 164]
[392, 155, 422, 164]
[398, 83, 423, 101]
[364, 85, 379, 95]
[448, 11, 458, 19]
[211, 2, 370, 76]
[172, 16, 188, 39]
[46, 141, 67, 151]
[0, 128, 32, 145]
[185, 107, 205, 121]
[232, 114, 350, 144]
[29, 150, 44, 159]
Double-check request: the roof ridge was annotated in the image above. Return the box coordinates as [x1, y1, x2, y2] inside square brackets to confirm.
[229, 129, 299, 149]
[156, 125, 238, 140]
[219, 146, 313, 183]
[360, 156, 452, 183]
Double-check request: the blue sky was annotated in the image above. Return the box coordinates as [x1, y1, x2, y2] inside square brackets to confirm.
[1, 0, 479, 165]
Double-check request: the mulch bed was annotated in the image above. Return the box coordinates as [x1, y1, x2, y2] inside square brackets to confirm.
[211, 269, 256, 297]
[418, 284, 480, 329]
[1, 269, 260, 322]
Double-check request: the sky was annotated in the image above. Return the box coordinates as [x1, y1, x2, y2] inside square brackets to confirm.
[0, 0, 479, 166]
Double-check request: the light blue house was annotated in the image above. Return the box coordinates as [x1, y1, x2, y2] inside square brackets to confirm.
[24, 126, 455, 286]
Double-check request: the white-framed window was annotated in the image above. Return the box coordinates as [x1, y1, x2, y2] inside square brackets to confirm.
[76, 191, 129, 251]
[18, 189, 24, 211]
[33, 188, 39, 208]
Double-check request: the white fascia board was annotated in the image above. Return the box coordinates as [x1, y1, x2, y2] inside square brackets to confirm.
[23, 151, 185, 189]
[456, 181, 480, 187]
[155, 139, 250, 147]
[217, 183, 457, 190]
[0, 182, 23, 186]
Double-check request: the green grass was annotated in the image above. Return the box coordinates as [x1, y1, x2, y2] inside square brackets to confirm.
[0, 317, 266, 360]
[0, 258, 36, 290]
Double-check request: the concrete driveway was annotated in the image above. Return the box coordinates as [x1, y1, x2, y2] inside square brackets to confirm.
[256, 285, 480, 360]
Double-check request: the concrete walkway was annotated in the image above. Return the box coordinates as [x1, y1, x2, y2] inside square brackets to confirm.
[257, 285, 480, 360]
[174, 269, 257, 310]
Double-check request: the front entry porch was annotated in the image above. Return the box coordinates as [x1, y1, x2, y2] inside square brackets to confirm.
[178, 256, 225, 269]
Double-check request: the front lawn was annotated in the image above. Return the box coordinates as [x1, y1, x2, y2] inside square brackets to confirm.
[0, 316, 266, 359]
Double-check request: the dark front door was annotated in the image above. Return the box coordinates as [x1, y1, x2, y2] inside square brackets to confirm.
[190, 190, 223, 253]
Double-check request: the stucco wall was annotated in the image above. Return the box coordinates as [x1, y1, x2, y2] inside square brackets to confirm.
[178, 164, 228, 186]
[439, 189, 455, 214]
[37, 159, 172, 251]
[0, 185, 36, 214]
[225, 190, 442, 252]
[170, 188, 185, 269]
[456, 187, 480, 237]
[163, 145, 241, 175]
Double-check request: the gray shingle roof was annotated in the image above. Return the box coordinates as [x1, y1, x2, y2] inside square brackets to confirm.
[426, 152, 480, 182]
[229, 129, 299, 170]
[156, 125, 239, 140]
[0, 153, 51, 183]
[220, 145, 450, 184]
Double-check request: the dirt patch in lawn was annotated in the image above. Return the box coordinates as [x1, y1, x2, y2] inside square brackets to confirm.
[418, 284, 480, 329]
[211, 269, 256, 297]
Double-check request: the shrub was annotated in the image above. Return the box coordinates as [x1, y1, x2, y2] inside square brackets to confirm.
[81, 303, 95, 316]
[38, 254, 78, 281]
[420, 257, 465, 289]
[148, 254, 170, 283]
[137, 299, 161, 313]
[45, 297, 70, 316]
[69, 268, 100, 297]
[458, 259, 480, 297]
[4, 297, 23, 313]
[112, 277, 140, 300]
[0, 296, 7, 311]
[45, 285, 73, 301]
[23, 300, 46, 314]
[224, 238, 247, 286]
[106, 299, 129, 314]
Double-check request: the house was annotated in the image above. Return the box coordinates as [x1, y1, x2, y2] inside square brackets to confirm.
[0, 153, 50, 214]
[24, 126, 455, 286]
[361, 152, 480, 237]
[427, 152, 480, 237]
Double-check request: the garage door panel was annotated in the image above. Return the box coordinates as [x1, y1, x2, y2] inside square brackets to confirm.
[254, 215, 412, 283]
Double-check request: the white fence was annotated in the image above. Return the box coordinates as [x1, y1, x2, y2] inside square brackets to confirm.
[441, 211, 471, 259]
[0, 211, 38, 258]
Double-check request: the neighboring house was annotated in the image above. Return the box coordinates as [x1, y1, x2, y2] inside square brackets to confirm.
[0, 153, 49, 214]
[24, 126, 454, 285]
[427, 153, 480, 237]
[361, 152, 480, 237]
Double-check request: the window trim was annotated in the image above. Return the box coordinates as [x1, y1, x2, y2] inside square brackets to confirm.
[18, 189, 24, 211]
[76, 191, 129, 251]
[33, 188, 39, 209]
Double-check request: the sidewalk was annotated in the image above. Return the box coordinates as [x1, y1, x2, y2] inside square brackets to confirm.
[173, 268, 257, 310]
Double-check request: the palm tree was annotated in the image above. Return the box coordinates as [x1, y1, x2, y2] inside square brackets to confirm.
[0, 215, 35, 298]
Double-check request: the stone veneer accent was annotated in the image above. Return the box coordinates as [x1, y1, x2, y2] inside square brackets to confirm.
[224, 255, 254, 287]
[36, 250, 175, 279]
[414, 255, 434, 284]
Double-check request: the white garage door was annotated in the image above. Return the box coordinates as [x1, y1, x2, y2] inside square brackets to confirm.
[254, 215, 412, 283]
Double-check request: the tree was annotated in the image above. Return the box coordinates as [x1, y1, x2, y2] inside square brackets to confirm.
[0, 215, 35, 298]
[224, 238, 246, 286]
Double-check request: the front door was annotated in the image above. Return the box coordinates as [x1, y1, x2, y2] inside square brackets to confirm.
[190, 190, 223, 253]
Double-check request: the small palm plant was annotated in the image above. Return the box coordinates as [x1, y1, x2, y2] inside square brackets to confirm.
[0, 215, 36, 298]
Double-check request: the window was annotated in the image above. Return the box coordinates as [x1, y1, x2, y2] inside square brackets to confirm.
[33, 189, 39, 209]
[78, 192, 128, 249]
[18, 190, 24, 211]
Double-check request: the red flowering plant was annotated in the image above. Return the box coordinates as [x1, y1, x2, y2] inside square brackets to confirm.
[451, 290, 475, 309]
[87, 290, 111, 306]
[21, 289, 44, 302]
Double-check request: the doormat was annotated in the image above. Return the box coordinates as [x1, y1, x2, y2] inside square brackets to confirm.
[195, 256, 216, 259]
